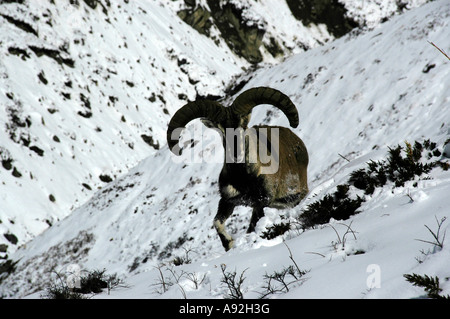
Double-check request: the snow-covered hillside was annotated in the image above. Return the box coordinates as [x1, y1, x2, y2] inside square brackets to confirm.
[1, 0, 449, 299]
[0, 0, 337, 256]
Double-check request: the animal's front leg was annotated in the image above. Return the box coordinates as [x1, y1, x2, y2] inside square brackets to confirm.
[213, 198, 236, 251]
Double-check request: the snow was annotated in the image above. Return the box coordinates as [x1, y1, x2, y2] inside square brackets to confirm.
[0, 0, 335, 255]
[0, 0, 247, 253]
[1, 0, 450, 300]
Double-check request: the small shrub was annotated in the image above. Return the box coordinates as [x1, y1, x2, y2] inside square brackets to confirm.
[43, 284, 87, 299]
[415, 216, 447, 252]
[348, 163, 385, 195]
[172, 256, 185, 266]
[259, 265, 308, 298]
[259, 242, 309, 298]
[298, 184, 364, 229]
[261, 184, 363, 237]
[404, 273, 449, 299]
[220, 264, 247, 299]
[349, 140, 446, 194]
[172, 247, 196, 266]
[151, 264, 207, 297]
[42, 268, 119, 299]
[151, 264, 173, 294]
[328, 221, 358, 253]
[261, 221, 291, 240]
[75, 269, 108, 294]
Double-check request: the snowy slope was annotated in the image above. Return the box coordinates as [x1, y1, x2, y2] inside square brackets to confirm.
[2, 0, 449, 299]
[0, 0, 239, 253]
[1, 0, 338, 255]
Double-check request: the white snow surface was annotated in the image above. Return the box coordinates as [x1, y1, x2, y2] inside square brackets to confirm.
[0, 0, 336, 255]
[1, 0, 450, 299]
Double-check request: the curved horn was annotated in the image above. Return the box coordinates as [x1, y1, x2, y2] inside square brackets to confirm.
[167, 100, 225, 154]
[230, 87, 299, 128]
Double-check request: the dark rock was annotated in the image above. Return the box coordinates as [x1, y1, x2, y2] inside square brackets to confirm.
[285, 0, 358, 38]
[3, 233, 18, 245]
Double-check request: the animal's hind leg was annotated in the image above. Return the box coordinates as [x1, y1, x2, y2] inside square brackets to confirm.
[247, 206, 264, 233]
[213, 198, 236, 251]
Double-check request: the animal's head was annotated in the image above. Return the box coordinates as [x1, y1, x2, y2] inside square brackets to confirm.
[166, 87, 299, 157]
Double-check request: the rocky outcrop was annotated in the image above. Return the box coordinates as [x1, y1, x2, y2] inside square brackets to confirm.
[286, 0, 358, 38]
[177, 0, 360, 63]
[178, 0, 267, 63]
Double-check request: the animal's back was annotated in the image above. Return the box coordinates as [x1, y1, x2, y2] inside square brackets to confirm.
[254, 126, 308, 208]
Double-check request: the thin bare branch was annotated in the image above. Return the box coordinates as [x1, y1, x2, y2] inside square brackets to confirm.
[429, 41, 450, 61]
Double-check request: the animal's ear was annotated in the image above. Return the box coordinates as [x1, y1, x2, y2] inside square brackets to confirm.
[200, 118, 217, 129]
